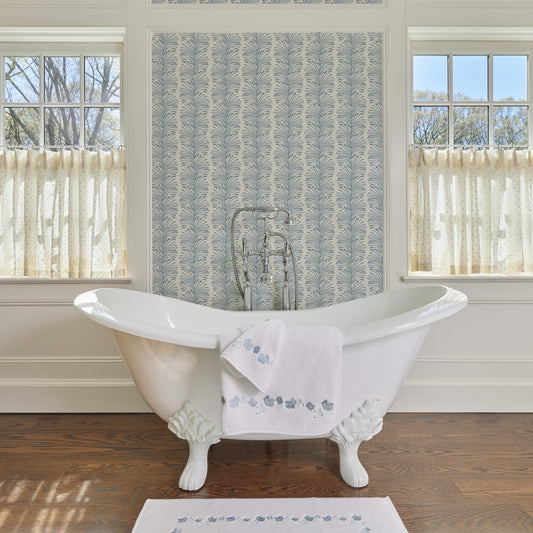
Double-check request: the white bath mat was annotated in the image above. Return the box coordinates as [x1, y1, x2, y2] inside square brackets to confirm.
[132, 497, 408, 532]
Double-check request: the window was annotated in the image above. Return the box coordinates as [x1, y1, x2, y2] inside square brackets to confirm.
[409, 41, 533, 276]
[2, 54, 121, 147]
[0, 38, 125, 279]
[413, 52, 529, 147]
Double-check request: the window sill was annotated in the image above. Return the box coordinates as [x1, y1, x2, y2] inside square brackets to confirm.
[402, 274, 533, 283]
[0, 277, 131, 284]
[400, 274, 533, 303]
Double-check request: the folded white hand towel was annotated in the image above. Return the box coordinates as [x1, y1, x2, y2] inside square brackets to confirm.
[220, 319, 285, 392]
[220, 322, 343, 437]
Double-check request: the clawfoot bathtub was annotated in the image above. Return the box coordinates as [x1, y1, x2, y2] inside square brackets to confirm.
[74, 285, 466, 491]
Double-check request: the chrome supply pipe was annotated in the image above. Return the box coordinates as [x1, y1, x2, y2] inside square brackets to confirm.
[230, 206, 298, 311]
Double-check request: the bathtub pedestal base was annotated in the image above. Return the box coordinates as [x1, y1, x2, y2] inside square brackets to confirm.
[168, 401, 222, 491]
[328, 399, 383, 488]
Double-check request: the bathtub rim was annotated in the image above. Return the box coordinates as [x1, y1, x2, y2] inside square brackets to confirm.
[74, 285, 467, 350]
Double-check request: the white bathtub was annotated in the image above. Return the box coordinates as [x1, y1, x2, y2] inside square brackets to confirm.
[74, 285, 466, 490]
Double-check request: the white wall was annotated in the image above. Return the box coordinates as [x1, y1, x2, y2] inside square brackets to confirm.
[0, 0, 532, 413]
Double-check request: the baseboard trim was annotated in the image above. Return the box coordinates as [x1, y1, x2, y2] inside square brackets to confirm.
[391, 378, 533, 412]
[0, 379, 151, 413]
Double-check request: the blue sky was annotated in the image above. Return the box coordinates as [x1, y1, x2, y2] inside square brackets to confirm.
[413, 55, 528, 101]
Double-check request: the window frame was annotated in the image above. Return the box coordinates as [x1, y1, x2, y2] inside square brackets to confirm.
[0, 41, 123, 149]
[0, 32, 128, 283]
[406, 38, 533, 282]
[410, 40, 533, 149]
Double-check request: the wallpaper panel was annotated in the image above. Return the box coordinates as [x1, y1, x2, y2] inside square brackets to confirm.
[152, 32, 383, 310]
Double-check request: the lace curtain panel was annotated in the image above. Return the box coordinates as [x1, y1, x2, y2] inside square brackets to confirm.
[0, 148, 126, 278]
[409, 147, 533, 276]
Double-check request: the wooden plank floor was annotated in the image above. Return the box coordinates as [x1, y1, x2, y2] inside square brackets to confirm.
[0, 413, 532, 532]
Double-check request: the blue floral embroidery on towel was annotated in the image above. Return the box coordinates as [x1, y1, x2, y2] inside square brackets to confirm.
[224, 394, 334, 418]
[263, 395, 275, 407]
[322, 399, 334, 411]
[233, 337, 273, 367]
[285, 397, 297, 409]
[257, 353, 270, 364]
[229, 396, 240, 408]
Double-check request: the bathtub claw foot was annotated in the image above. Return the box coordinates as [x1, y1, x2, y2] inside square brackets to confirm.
[168, 401, 222, 491]
[328, 399, 383, 488]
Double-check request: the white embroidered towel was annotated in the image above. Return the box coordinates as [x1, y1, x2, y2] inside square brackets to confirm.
[220, 319, 285, 392]
[220, 322, 343, 437]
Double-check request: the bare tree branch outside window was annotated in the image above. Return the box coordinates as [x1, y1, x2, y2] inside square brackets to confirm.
[3, 55, 120, 148]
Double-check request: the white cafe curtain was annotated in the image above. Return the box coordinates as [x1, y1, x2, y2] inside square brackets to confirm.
[0, 148, 126, 278]
[409, 146, 533, 275]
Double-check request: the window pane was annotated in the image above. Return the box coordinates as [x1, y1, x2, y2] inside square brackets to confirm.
[44, 57, 80, 103]
[453, 106, 488, 145]
[4, 57, 39, 103]
[494, 56, 527, 102]
[414, 106, 448, 145]
[453, 56, 488, 101]
[85, 107, 120, 146]
[494, 106, 528, 146]
[413, 55, 448, 102]
[44, 107, 80, 146]
[4, 107, 39, 146]
[85, 57, 120, 104]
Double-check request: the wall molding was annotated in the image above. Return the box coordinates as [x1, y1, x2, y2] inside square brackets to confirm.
[0, 379, 150, 413]
[1, 354, 532, 413]
[0, 299, 75, 306]
[393, 378, 533, 412]
[0, 355, 123, 363]
[0, 0, 126, 8]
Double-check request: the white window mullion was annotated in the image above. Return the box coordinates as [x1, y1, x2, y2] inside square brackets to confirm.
[0, 54, 4, 145]
[80, 53, 85, 147]
[488, 54, 494, 146]
[529, 52, 533, 146]
[448, 54, 453, 146]
[40, 53, 45, 146]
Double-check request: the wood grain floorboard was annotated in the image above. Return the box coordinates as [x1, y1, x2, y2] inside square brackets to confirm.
[0, 412, 532, 532]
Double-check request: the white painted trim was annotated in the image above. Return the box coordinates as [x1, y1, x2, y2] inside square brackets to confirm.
[2, 377, 531, 413]
[0, 0, 126, 7]
[416, 353, 533, 363]
[392, 378, 533, 412]
[2, 354, 531, 412]
[0, 378, 132, 387]
[0, 355, 123, 362]
[0, 380, 151, 413]
[147, 2, 386, 9]
[403, 274, 533, 282]
[0, 299, 74, 306]
[146, 7, 389, 33]
[0, 277, 132, 284]
[146, 28, 154, 294]
[408, 0, 533, 10]
[0, 27, 126, 42]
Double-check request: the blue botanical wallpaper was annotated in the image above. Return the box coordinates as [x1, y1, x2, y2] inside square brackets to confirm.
[152, 0, 382, 4]
[152, 32, 383, 310]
